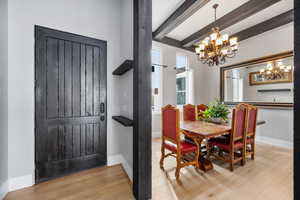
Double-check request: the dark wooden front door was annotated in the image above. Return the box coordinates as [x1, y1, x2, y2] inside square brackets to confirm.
[35, 26, 107, 183]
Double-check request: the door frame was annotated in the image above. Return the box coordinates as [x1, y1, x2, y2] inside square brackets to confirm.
[294, 0, 300, 198]
[34, 25, 107, 183]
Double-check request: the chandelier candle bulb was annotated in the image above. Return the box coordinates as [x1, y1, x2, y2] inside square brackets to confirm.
[222, 34, 229, 41]
[216, 38, 223, 45]
[199, 44, 205, 50]
[210, 32, 218, 41]
[229, 37, 238, 45]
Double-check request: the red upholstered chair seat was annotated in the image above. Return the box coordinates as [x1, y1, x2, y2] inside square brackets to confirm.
[247, 138, 254, 144]
[164, 141, 198, 154]
[209, 140, 244, 151]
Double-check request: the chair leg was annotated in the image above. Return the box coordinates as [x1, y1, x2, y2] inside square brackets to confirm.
[251, 142, 255, 160]
[230, 150, 234, 171]
[242, 146, 246, 166]
[160, 144, 165, 169]
[175, 157, 181, 179]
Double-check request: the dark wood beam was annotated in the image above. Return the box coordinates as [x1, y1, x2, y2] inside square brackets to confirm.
[153, 37, 194, 52]
[233, 9, 294, 42]
[153, 0, 211, 40]
[133, 0, 152, 199]
[182, 0, 281, 47]
[294, 0, 300, 199]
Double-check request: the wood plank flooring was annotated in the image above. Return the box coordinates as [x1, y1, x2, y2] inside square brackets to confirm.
[152, 138, 293, 200]
[4, 165, 133, 200]
[5, 139, 293, 200]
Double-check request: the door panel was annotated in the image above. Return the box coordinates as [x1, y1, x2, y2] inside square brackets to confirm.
[35, 26, 107, 183]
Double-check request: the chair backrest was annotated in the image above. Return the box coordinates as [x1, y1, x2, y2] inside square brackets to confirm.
[197, 104, 208, 120]
[162, 105, 180, 143]
[242, 104, 258, 136]
[183, 104, 196, 121]
[230, 104, 247, 142]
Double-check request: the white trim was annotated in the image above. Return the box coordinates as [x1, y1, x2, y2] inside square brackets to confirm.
[108, 154, 132, 181]
[152, 131, 161, 138]
[120, 157, 133, 182]
[8, 174, 33, 192]
[256, 136, 293, 149]
[107, 154, 124, 166]
[0, 180, 8, 200]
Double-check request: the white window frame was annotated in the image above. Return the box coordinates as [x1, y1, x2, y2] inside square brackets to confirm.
[176, 53, 189, 107]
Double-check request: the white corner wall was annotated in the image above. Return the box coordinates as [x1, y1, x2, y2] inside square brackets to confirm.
[114, 0, 134, 180]
[194, 23, 294, 146]
[0, 0, 8, 198]
[7, 0, 127, 190]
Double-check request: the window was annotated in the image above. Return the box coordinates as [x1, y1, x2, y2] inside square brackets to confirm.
[151, 49, 162, 111]
[176, 77, 186, 105]
[176, 55, 188, 105]
[232, 69, 243, 102]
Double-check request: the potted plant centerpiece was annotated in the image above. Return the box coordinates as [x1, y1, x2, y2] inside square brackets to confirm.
[203, 99, 230, 124]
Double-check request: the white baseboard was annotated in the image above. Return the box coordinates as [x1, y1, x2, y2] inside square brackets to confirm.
[108, 154, 132, 181]
[256, 136, 293, 149]
[0, 180, 8, 200]
[8, 174, 33, 192]
[107, 154, 124, 166]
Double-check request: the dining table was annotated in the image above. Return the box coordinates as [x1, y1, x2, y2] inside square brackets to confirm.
[180, 119, 266, 172]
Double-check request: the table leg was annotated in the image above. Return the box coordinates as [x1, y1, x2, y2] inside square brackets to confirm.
[197, 138, 213, 172]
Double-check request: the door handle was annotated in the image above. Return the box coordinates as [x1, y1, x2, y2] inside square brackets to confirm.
[100, 116, 105, 121]
[100, 103, 105, 113]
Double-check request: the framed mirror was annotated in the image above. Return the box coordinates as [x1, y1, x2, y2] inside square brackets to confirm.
[220, 51, 294, 108]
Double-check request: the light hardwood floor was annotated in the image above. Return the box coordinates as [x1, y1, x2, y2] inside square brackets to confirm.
[4, 165, 133, 200]
[5, 139, 293, 200]
[152, 138, 293, 200]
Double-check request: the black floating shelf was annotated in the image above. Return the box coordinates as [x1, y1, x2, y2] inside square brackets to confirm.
[257, 89, 291, 92]
[112, 116, 133, 127]
[256, 120, 266, 126]
[112, 60, 133, 75]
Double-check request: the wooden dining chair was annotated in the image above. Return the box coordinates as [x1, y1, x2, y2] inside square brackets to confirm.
[160, 105, 200, 179]
[240, 103, 258, 162]
[207, 104, 247, 171]
[183, 104, 196, 121]
[196, 104, 208, 120]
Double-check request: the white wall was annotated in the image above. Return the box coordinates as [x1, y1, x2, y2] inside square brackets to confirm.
[0, 0, 8, 198]
[115, 0, 134, 180]
[195, 23, 294, 144]
[8, 0, 124, 188]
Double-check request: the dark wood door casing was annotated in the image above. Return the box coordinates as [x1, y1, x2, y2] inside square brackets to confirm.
[35, 26, 107, 183]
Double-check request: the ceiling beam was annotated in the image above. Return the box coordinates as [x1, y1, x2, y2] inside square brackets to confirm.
[153, 37, 195, 52]
[232, 9, 294, 42]
[153, 0, 211, 40]
[181, 0, 281, 47]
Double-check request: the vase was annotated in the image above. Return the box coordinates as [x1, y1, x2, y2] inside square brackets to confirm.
[209, 117, 225, 124]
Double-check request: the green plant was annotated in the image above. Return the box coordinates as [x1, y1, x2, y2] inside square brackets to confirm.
[203, 99, 230, 121]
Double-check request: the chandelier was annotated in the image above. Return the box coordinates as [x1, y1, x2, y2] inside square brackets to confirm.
[195, 4, 238, 66]
[259, 61, 292, 80]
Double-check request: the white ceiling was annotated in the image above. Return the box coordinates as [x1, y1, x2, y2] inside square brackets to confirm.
[166, 0, 249, 40]
[152, 0, 185, 31]
[222, 0, 293, 36]
[153, 0, 293, 42]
